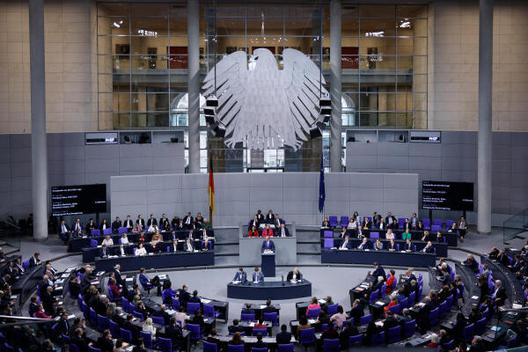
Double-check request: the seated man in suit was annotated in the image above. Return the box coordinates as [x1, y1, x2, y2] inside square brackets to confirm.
[232, 267, 247, 284]
[261, 236, 275, 253]
[357, 237, 372, 250]
[85, 218, 97, 235]
[276, 324, 292, 344]
[287, 267, 302, 282]
[252, 267, 264, 284]
[340, 235, 352, 250]
[261, 224, 274, 237]
[277, 223, 290, 237]
[72, 218, 83, 237]
[111, 217, 122, 234]
[182, 212, 194, 229]
[59, 219, 70, 243]
[492, 279, 507, 307]
[422, 241, 435, 253]
[124, 215, 134, 231]
[403, 239, 414, 252]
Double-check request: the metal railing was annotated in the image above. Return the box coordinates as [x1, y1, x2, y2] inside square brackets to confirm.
[503, 208, 528, 244]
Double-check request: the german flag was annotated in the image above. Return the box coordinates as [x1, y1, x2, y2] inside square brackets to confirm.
[208, 158, 215, 222]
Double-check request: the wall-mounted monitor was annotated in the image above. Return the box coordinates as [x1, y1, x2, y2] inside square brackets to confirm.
[422, 181, 474, 211]
[51, 184, 107, 216]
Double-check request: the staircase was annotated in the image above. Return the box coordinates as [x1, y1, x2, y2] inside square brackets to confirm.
[296, 228, 321, 264]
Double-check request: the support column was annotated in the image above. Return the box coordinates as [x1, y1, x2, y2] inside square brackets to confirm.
[477, 0, 493, 234]
[187, 0, 201, 174]
[29, 0, 48, 240]
[329, 0, 342, 172]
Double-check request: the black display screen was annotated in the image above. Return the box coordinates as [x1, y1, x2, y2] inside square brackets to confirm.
[422, 181, 474, 211]
[51, 184, 107, 216]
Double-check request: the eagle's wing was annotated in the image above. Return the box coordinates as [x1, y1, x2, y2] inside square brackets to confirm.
[202, 51, 248, 134]
[281, 48, 329, 145]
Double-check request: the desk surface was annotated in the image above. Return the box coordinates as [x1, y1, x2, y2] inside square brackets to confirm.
[321, 249, 436, 267]
[227, 280, 312, 300]
[94, 251, 214, 272]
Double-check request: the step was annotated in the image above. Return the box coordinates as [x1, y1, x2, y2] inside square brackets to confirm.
[297, 242, 321, 254]
[214, 244, 239, 255]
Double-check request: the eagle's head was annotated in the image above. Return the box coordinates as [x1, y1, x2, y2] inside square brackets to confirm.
[249, 48, 277, 71]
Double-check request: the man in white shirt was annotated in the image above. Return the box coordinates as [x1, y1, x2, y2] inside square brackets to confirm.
[72, 218, 82, 237]
[59, 220, 70, 243]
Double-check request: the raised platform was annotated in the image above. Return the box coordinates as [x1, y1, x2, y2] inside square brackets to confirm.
[321, 249, 436, 267]
[94, 251, 215, 272]
[227, 280, 312, 300]
[239, 235, 297, 266]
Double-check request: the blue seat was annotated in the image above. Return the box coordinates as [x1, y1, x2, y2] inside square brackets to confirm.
[132, 310, 145, 321]
[369, 290, 379, 304]
[96, 314, 109, 332]
[370, 331, 385, 345]
[339, 216, 349, 228]
[89, 307, 97, 325]
[442, 340, 455, 350]
[203, 340, 218, 352]
[90, 239, 98, 247]
[326, 304, 338, 316]
[203, 304, 219, 319]
[403, 319, 416, 338]
[438, 301, 448, 316]
[120, 328, 133, 343]
[109, 320, 120, 337]
[140, 331, 153, 349]
[88, 346, 102, 352]
[323, 238, 334, 249]
[323, 231, 333, 238]
[91, 229, 101, 236]
[475, 317, 487, 334]
[328, 216, 338, 228]
[428, 307, 440, 326]
[322, 338, 340, 352]
[348, 334, 363, 346]
[307, 308, 320, 319]
[22, 259, 30, 270]
[228, 344, 244, 352]
[431, 224, 441, 233]
[118, 226, 128, 234]
[252, 328, 267, 336]
[370, 232, 380, 239]
[360, 314, 372, 326]
[252, 348, 268, 352]
[445, 294, 454, 309]
[103, 228, 112, 235]
[277, 344, 294, 352]
[241, 311, 256, 321]
[187, 302, 201, 315]
[152, 315, 165, 326]
[387, 325, 401, 344]
[299, 327, 316, 348]
[263, 311, 279, 326]
[157, 337, 173, 352]
[187, 323, 202, 342]
[172, 299, 181, 311]
[69, 344, 80, 352]
[389, 303, 401, 315]
[408, 291, 416, 304]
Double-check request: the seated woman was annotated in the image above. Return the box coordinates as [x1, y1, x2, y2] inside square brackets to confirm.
[374, 239, 383, 251]
[422, 241, 435, 254]
[321, 216, 330, 229]
[229, 332, 244, 346]
[385, 229, 395, 241]
[150, 231, 162, 253]
[120, 233, 129, 245]
[135, 243, 147, 256]
[387, 239, 397, 252]
[306, 297, 321, 314]
[102, 235, 114, 247]
[361, 217, 371, 230]
[142, 317, 157, 337]
[401, 229, 412, 241]
[247, 225, 259, 238]
[108, 277, 122, 299]
[421, 230, 432, 242]
[436, 231, 445, 243]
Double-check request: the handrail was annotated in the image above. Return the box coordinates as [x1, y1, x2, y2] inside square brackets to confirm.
[503, 208, 528, 244]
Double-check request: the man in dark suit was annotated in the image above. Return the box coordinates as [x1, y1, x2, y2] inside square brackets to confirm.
[72, 218, 83, 237]
[277, 223, 290, 237]
[228, 319, 245, 334]
[159, 213, 170, 230]
[286, 267, 302, 282]
[113, 264, 125, 287]
[178, 284, 191, 308]
[261, 236, 275, 252]
[357, 238, 372, 250]
[71, 328, 89, 352]
[276, 324, 292, 344]
[492, 280, 507, 306]
[340, 235, 352, 250]
[371, 263, 386, 282]
[163, 317, 184, 348]
[124, 215, 133, 230]
[182, 212, 194, 229]
[136, 214, 145, 228]
[28, 296, 39, 317]
[54, 312, 71, 337]
[59, 219, 70, 243]
[233, 267, 247, 283]
[147, 214, 157, 228]
[29, 252, 41, 268]
[255, 210, 264, 225]
[275, 213, 285, 227]
[85, 218, 96, 234]
[111, 217, 122, 233]
[252, 267, 264, 284]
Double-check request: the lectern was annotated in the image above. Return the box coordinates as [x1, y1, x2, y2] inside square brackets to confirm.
[261, 252, 276, 277]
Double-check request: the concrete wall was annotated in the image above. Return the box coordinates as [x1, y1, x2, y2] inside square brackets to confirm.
[0, 133, 185, 219]
[346, 131, 528, 224]
[110, 172, 419, 227]
[430, 0, 528, 131]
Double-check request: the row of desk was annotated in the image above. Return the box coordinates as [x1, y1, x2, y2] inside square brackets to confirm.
[321, 228, 458, 246]
[323, 238, 448, 257]
[94, 251, 215, 272]
[321, 249, 437, 267]
[227, 280, 312, 300]
[68, 229, 215, 252]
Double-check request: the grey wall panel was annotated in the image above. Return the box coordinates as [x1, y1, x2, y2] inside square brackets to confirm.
[346, 131, 528, 223]
[110, 172, 418, 226]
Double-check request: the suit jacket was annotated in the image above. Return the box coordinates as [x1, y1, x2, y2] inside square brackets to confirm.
[29, 256, 40, 268]
[136, 218, 145, 227]
[252, 271, 264, 283]
[111, 220, 122, 231]
[147, 218, 158, 227]
[182, 216, 194, 227]
[113, 269, 124, 286]
[276, 331, 292, 344]
[124, 219, 134, 228]
[358, 241, 372, 250]
[261, 240, 275, 252]
[286, 271, 302, 281]
[233, 271, 247, 283]
[277, 227, 290, 237]
[59, 223, 70, 234]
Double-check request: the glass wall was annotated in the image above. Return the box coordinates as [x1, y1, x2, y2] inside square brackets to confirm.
[97, 2, 428, 171]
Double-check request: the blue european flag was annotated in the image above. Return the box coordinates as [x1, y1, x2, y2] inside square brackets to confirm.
[319, 155, 325, 213]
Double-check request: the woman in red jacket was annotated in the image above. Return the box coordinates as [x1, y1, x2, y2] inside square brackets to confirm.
[385, 269, 396, 294]
[248, 225, 259, 238]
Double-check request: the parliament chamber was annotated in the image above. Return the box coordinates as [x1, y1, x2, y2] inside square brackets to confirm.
[1, 0, 528, 351]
